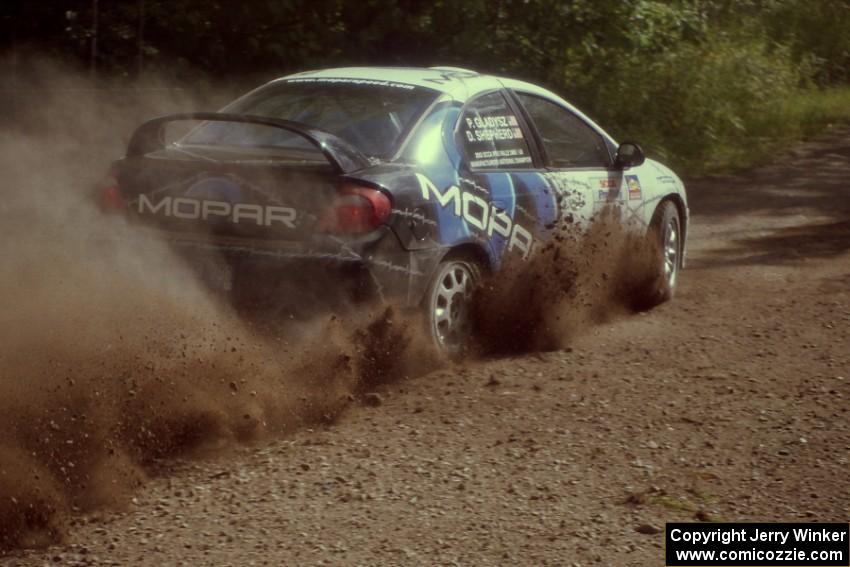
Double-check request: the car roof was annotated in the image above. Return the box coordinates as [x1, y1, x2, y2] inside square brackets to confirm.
[277, 66, 532, 102]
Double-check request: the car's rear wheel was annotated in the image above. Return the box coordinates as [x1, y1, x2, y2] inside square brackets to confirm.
[638, 200, 681, 307]
[425, 258, 481, 357]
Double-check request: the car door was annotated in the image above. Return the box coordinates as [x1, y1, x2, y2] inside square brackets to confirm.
[509, 91, 637, 232]
[453, 90, 546, 263]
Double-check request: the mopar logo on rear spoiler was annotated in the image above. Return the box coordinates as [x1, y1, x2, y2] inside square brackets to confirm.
[137, 195, 297, 227]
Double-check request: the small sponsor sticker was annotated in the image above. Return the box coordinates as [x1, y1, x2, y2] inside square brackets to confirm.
[592, 177, 620, 201]
[626, 175, 642, 200]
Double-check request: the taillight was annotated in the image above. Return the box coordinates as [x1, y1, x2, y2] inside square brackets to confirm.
[98, 175, 126, 213]
[318, 184, 391, 234]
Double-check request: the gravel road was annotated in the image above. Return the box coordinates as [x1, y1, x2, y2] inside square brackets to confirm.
[5, 126, 850, 567]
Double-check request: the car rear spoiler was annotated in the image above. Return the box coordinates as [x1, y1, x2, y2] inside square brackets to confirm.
[125, 112, 372, 174]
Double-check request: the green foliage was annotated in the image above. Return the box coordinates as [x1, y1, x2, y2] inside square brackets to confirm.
[587, 35, 805, 170]
[762, 0, 850, 84]
[1, 0, 848, 170]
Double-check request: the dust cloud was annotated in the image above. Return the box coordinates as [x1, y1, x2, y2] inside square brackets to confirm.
[470, 210, 656, 355]
[0, 60, 428, 549]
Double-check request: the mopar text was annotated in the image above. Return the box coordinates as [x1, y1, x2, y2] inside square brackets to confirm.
[137, 195, 296, 227]
[416, 173, 533, 258]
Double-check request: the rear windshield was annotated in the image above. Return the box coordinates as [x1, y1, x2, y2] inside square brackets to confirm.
[183, 78, 438, 158]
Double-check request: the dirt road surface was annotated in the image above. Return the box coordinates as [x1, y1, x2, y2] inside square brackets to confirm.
[6, 126, 850, 566]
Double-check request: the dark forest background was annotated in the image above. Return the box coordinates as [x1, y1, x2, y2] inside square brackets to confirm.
[2, 0, 849, 170]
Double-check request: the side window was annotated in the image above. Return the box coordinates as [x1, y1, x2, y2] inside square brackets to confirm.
[458, 91, 533, 170]
[516, 93, 610, 168]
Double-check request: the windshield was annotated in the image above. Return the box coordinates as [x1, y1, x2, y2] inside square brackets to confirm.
[183, 78, 439, 158]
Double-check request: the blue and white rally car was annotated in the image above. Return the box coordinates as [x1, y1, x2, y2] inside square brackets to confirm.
[100, 66, 688, 353]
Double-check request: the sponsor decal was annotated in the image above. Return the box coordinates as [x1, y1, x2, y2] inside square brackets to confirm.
[137, 194, 297, 228]
[415, 173, 533, 259]
[592, 177, 620, 201]
[424, 70, 479, 85]
[285, 77, 415, 90]
[625, 175, 642, 200]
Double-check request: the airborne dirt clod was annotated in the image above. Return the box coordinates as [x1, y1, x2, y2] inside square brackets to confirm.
[3, 63, 850, 565]
[471, 211, 654, 355]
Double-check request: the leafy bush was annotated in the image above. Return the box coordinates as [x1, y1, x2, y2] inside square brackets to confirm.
[579, 35, 805, 171]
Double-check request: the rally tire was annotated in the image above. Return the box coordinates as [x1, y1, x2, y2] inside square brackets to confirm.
[424, 258, 481, 357]
[637, 200, 681, 308]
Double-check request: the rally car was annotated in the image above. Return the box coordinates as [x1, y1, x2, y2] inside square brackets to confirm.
[99, 66, 688, 353]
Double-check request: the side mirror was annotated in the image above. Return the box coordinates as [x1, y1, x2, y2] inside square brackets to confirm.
[614, 142, 645, 169]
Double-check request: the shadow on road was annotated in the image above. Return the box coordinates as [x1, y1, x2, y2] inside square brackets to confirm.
[687, 125, 850, 267]
[696, 219, 850, 268]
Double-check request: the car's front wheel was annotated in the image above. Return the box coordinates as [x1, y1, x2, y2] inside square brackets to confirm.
[424, 258, 480, 357]
[637, 200, 682, 307]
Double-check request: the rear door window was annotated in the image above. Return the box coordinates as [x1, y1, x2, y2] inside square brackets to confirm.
[458, 91, 533, 170]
